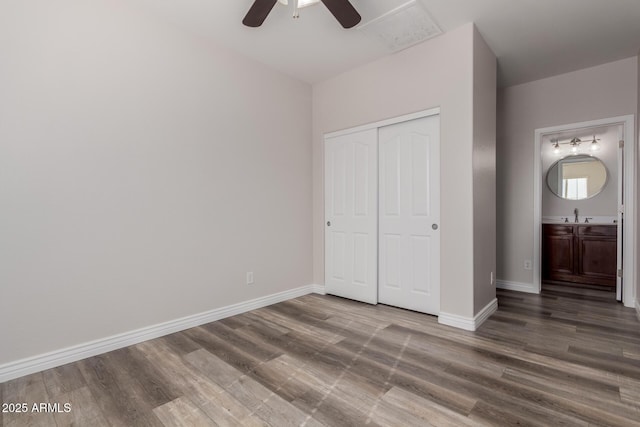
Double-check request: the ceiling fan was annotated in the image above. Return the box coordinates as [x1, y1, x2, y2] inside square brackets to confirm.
[243, 0, 361, 29]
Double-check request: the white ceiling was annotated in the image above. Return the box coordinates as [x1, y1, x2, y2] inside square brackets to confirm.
[133, 0, 640, 87]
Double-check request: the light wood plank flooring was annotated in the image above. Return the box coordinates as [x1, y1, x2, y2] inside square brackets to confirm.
[2, 284, 640, 426]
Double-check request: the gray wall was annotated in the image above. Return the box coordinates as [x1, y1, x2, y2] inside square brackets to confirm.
[0, 0, 313, 365]
[637, 52, 640, 314]
[497, 57, 637, 286]
[472, 26, 498, 314]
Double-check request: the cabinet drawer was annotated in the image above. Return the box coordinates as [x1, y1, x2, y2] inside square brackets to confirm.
[543, 224, 574, 236]
[578, 225, 616, 237]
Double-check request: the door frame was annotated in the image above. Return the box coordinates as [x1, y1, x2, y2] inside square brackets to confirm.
[323, 107, 441, 306]
[533, 115, 635, 307]
[324, 108, 441, 140]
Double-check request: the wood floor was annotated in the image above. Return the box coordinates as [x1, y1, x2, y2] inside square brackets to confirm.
[2, 284, 640, 426]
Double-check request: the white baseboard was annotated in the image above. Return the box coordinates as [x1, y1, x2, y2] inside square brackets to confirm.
[496, 279, 539, 294]
[474, 298, 499, 328]
[0, 285, 316, 383]
[438, 298, 498, 331]
[312, 284, 326, 295]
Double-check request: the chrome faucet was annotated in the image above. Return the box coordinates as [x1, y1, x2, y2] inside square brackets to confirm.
[574, 208, 579, 223]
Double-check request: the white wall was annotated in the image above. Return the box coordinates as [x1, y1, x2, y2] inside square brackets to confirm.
[313, 23, 496, 319]
[497, 57, 638, 286]
[541, 127, 619, 218]
[472, 27, 498, 313]
[0, 0, 312, 365]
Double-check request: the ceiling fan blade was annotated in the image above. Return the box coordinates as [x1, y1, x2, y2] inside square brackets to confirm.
[321, 0, 361, 28]
[243, 0, 278, 27]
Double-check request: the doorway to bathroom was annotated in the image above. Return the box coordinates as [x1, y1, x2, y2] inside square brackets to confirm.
[533, 115, 635, 308]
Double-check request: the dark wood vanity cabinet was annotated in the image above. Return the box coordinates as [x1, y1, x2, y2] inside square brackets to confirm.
[542, 224, 617, 287]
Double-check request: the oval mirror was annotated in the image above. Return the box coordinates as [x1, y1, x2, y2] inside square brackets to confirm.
[546, 154, 608, 200]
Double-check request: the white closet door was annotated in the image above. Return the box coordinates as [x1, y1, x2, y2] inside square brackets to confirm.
[378, 115, 440, 315]
[324, 129, 378, 304]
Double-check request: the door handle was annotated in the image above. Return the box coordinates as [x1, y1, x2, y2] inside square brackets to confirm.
[327, 221, 331, 226]
[432, 224, 438, 230]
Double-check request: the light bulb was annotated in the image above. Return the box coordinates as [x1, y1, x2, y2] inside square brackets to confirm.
[298, 0, 320, 7]
[571, 145, 578, 153]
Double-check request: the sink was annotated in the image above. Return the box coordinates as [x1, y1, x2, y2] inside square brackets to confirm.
[542, 216, 617, 225]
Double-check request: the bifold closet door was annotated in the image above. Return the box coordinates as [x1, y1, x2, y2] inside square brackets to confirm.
[378, 115, 440, 315]
[324, 129, 378, 304]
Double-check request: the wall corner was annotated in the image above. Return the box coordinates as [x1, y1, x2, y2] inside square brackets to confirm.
[471, 24, 498, 316]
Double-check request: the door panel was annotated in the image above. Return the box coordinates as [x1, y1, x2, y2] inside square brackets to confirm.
[382, 138, 401, 216]
[325, 129, 378, 304]
[410, 235, 430, 294]
[331, 144, 347, 215]
[383, 233, 402, 288]
[330, 231, 346, 280]
[411, 137, 430, 216]
[378, 115, 440, 315]
[354, 143, 370, 216]
[353, 232, 369, 284]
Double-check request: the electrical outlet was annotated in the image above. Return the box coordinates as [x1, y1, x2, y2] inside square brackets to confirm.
[524, 260, 532, 270]
[246, 272, 254, 285]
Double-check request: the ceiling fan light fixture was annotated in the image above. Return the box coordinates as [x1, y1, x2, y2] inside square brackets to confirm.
[297, 0, 321, 8]
[244, 0, 360, 28]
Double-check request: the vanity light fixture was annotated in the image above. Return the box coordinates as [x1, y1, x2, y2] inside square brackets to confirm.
[551, 136, 602, 155]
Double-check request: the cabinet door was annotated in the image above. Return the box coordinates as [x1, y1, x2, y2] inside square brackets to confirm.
[543, 235, 574, 278]
[578, 236, 617, 286]
[577, 225, 617, 287]
[542, 225, 575, 281]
